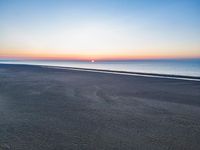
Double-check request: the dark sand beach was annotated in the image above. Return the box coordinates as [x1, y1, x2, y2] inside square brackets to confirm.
[0, 64, 200, 150]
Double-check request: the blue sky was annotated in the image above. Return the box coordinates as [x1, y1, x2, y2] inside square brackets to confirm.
[0, 0, 200, 59]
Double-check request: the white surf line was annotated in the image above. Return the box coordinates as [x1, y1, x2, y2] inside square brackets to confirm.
[43, 66, 200, 82]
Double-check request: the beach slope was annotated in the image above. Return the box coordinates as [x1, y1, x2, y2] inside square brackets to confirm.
[0, 64, 200, 150]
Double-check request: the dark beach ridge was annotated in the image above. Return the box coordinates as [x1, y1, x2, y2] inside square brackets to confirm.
[0, 64, 200, 150]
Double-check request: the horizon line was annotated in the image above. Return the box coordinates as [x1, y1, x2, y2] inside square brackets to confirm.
[1, 56, 200, 61]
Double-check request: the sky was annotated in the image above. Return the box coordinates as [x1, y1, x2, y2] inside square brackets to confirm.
[0, 0, 200, 60]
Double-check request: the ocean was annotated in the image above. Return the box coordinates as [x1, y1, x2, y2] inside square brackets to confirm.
[0, 59, 200, 77]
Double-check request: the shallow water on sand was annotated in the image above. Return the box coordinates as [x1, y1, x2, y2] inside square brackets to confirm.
[0, 59, 200, 77]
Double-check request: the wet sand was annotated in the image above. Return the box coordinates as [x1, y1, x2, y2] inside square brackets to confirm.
[0, 64, 200, 150]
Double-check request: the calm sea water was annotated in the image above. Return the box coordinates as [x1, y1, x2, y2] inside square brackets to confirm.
[0, 59, 200, 77]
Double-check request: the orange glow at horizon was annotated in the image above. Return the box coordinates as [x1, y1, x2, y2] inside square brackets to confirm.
[0, 49, 199, 60]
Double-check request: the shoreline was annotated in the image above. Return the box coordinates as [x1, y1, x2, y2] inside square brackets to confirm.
[1, 63, 200, 81]
[45, 66, 200, 82]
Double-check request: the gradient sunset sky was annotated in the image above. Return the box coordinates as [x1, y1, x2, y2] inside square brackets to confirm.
[0, 0, 200, 60]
